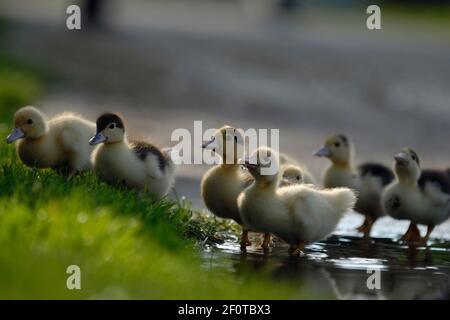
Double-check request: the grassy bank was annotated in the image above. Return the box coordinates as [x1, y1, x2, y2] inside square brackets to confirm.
[0, 54, 310, 299]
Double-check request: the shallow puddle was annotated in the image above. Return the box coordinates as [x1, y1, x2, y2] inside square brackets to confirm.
[200, 212, 450, 299]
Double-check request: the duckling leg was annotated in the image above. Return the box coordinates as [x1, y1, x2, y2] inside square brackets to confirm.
[421, 225, 435, 244]
[400, 222, 421, 243]
[240, 228, 251, 251]
[67, 168, 77, 180]
[356, 217, 369, 232]
[288, 242, 305, 256]
[261, 233, 271, 250]
[357, 216, 375, 239]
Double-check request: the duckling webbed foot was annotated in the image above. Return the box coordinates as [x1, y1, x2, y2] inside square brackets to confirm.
[400, 223, 421, 244]
[288, 243, 305, 256]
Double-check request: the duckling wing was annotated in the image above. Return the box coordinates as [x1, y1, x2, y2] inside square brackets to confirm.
[419, 170, 450, 205]
[130, 141, 168, 178]
[282, 186, 354, 242]
[358, 163, 394, 187]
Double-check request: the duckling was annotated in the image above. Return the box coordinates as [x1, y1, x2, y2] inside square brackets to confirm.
[280, 163, 313, 187]
[238, 146, 356, 255]
[200, 127, 308, 250]
[279, 153, 317, 185]
[382, 148, 450, 243]
[314, 134, 394, 238]
[89, 113, 176, 200]
[6, 106, 95, 177]
[200, 125, 260, 249]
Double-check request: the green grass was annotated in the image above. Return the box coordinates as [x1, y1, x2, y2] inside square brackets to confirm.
[384, 4, 450, 25]
[0, 55, 310, 299]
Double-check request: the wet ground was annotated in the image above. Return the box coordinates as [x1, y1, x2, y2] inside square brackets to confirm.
[2, 0, 450, 299]
[202, 213, 450, 299]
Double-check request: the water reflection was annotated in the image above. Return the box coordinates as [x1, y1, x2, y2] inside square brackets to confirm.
[201, 234, 450, 300]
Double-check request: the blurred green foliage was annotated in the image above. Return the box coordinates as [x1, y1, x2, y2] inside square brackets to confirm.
[0, 56, 42, 121]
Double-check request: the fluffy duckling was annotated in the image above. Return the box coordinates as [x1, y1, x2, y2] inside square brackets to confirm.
[280, 163, 313, 187]
[382, 148, 450, 243]
[89, 113, 175, 200]
[6, 106, 95, 177]
[314, 134, 394, 238]
[238, 147, 356, 255]
[200, 125, 260, 249]
[200, 127, 314, 250]
[279, 153, 317, 185]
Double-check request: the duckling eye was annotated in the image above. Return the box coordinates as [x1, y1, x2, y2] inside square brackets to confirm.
[27, 119, 33, 125]
[212, 148, 216, 153]
[109, 123, 115, 129]
[411, 155, 416, 161]
[296, 176, 301, 181]
[335, 142, 340, 148]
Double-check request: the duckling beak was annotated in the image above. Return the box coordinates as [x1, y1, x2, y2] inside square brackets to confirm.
[313, 146, 331, 158]
[6, 128, 25, 144]
[202, 137, 218, 150]
[89, 132, 107, 145]
[243, 159, 259, 171]
[394, 153, 409, 167]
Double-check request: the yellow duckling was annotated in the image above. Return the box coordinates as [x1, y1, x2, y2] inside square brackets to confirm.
[6, 106, 95, 177]
[238, 146, 356, 255]
[279, 153, 317, 185]
[89, 113, 176, 200]
[201, 127, 316, 250]
[382, 148, 450, 244]
[314, 134, 394, 238]
[280, 163, 314, 187]
[200, 125, 260, 249]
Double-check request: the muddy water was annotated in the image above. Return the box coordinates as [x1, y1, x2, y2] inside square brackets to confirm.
[200, 213, 450, 300]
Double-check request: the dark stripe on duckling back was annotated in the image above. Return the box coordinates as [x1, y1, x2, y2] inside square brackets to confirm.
[130, 140, 167, 172]
[418, 170, 450, 195]
[358, 163, 394, 186]
[96, 113, 125, 133]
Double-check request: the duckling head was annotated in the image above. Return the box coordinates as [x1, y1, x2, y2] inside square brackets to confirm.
[202, 125, 244, 165]
[281, 164, 303, 185]
[393, 148, 421, 183]
[6, 106, 48, 143]
[314, 134, 353, 167]
[89, 113, 125, 145]
[243, 146, 280, 185]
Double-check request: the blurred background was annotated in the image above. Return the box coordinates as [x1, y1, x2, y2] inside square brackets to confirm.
[1, 0, 450, 300]
[1, 0, 450, 215]
[2, 0, 450, 208]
